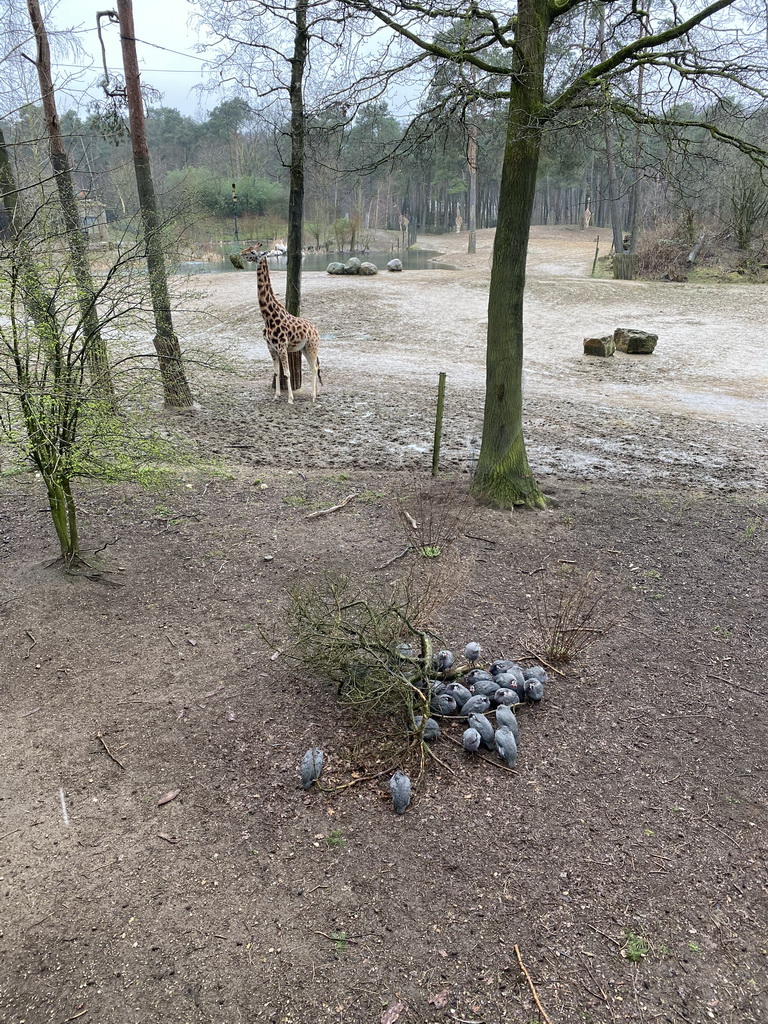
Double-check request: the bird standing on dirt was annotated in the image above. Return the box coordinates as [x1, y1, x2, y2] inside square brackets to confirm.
[446, 682, 472, 708]
[430, 693, 458, 715]
[495, 705, 520, 741]
[462, 727, 481, 752]
[390, 771, 412, 814]
[464, 642, 481, 666]
[495, 726, 518, 769]
[412, 716, 441, 741]
[462, 694, 491, 718]
[299, 748, 324, 789]
[467, 712, 495, 750]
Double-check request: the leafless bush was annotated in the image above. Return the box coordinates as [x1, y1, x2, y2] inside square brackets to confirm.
[530, 562, 618, 665]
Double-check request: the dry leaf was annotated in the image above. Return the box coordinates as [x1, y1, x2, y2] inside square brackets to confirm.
[381, 1001, 405, 1024]
[428, 990, 450, 1008]
[157, 789, 181, 806]
[157, 833, 180, 845]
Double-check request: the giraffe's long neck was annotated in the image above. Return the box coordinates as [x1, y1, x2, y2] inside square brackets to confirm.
[256, 259, 280, 325]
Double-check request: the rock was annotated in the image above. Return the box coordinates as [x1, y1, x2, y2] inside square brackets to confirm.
[387, 258, 403, 272]
[583, 335, 615, 357]
[326, 262, 346, 274]
[614, 327, 658, 354]
[345, 257, 362, 273]
[359, 262, 378, 275]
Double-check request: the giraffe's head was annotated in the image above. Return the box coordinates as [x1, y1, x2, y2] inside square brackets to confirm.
[240, 244, 267, 264]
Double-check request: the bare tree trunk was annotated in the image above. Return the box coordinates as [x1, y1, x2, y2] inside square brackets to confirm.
[282, 0, 307, 391]
[467, 118, 478, 255]
[116, 0, 194, 410]
[26, 0, 117, 410]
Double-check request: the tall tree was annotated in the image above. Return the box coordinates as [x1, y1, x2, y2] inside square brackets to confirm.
[24, 0, 117, 408]
[105, 2, 195, 409]
[354, 0, 768, 506]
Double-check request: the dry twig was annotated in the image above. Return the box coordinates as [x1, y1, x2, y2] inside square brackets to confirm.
[96, 731, 126, 771]
[514, 944, 553, 1024]
[305, 493, 357, 519]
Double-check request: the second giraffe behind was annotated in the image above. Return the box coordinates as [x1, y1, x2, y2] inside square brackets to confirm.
[240, 245, 322, 404]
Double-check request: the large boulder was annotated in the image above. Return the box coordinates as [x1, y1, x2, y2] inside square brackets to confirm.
[345, 257, 362, 273]
[326, 262, 346, 274]
[614, 327, 658, 354]
[583, 335, 615, 357]
[387, 258, 403, 272]
[359, 262, 379, 275]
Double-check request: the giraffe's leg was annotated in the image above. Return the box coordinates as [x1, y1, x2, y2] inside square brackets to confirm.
[303, 342, 319, 402]
[278, 345, 294, 404]
[270, 351, 282, 399]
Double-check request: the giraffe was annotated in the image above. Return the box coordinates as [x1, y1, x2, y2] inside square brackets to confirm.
[241, 245, 321, 404]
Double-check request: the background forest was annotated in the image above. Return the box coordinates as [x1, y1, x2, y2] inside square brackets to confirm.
[5, 85, 767, 263]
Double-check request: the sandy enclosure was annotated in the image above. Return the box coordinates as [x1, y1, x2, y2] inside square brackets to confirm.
[176, 226, 767, 492]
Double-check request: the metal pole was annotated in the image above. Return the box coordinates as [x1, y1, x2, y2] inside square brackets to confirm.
[431, 372, 447, 477]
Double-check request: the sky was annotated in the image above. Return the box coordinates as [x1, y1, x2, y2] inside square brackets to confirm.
[49, 0, 214, 117]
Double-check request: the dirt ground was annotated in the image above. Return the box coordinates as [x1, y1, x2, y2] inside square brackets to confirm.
[1, 226, 766, 1024]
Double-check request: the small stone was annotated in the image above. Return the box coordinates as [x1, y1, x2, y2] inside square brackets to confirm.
[614, 327, 658, 354]
[583, 335, 615, 357]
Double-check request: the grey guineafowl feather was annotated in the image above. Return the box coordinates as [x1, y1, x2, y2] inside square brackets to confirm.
[462, 727, 481, 752]
[470, 677, 499, 698]
[492, 687, 521, 706]
[495, 726, 518, 769]
[299, 748, 324, 789]
[430, 693, 458, 715]
[433, 649, 454, 672]
[524, 678, 544, 702]
[462, 694, 491, 718]
[490, 659, 523, 678]
[446, 682, 472, 708]
[495, 705, 520, 741]
[466, 669, 494, 686]
[468, 712, 495, 749]
[523, 665, 547, 683]
[464, 642, 481, 665]
[390, 771, 411, 814]
[413, 715, 441, 741]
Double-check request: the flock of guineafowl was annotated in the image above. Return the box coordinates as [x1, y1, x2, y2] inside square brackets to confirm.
[299, 642, 549, 814]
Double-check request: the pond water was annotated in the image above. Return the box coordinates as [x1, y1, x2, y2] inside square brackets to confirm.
[175, 249, 451, 275]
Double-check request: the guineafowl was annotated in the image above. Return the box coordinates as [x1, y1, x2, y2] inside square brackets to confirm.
[523, 665, 548, 683]
[490, 659, 522, 676]
[412, 715, 441, 741]
[468, 712, 495, 749]
[492, 687, 521, 706]
[466, 669, 494, 686]
[494, 669, 525, 689]
[495, 726, 518, 769]
[433, 650, 454, 673]
[462, 727, 481, 752]
[470, 677, 498, 698]
[461, 694, 491, 718]
[446, 682, 472, 708]
[524, 678, 544, 703]
[390, 771, 411, 814]
[495, 705, 519, 741]
[464, 642, 481, 666]
[430, 693, 458, 715]
[299, 748, 324, 789]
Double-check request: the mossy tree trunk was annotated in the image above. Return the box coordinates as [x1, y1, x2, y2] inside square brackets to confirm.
[471, 0, 549, 509]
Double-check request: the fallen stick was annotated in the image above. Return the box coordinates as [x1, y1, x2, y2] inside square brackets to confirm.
[96, 731, 126, 771]
[375, 546, 413, 570]
[305, 493, 358, 519]
[523, 647, 568, 679]
[514, 944, 554, 1024]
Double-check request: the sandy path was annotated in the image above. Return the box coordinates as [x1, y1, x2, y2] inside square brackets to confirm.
[176, 226, 767, 491]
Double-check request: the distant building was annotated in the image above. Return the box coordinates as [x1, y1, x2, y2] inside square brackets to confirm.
[77, 194, 108, 243]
